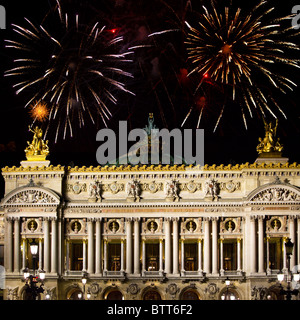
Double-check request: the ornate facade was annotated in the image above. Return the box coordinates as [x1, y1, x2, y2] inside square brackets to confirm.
[1, 157, 300, 300]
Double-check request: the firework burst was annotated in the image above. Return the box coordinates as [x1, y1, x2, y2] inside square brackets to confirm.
[184, 0, 300, 130]
[5, 2, 134, 142]
[29, 100, 50, 122]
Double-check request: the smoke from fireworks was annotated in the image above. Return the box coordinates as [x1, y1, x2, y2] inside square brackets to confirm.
[5, 1, 134, 142]
[184, 0, 300, 130]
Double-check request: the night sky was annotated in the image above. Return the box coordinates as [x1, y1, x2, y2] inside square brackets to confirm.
[0, 0, 300, 190]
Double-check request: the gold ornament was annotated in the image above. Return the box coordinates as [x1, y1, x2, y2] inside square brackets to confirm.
[25, 126, 49, 161]
[257, 118, 283, 156]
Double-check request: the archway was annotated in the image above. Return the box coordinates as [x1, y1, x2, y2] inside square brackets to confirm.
[266, 286, 284, 300]
[181, 289, 200, 300]
[106, 290, 124, 300]
[220, 288, 240, 300]
[143, 290, 162, 300]
[67, 288, 83, 300]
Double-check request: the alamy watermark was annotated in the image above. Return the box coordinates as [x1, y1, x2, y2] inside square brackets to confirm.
[292, 5, 300, 29]
[96, 121, 204, 166]
[0, 5, 6, 29]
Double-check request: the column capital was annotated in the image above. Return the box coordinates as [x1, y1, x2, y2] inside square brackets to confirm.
[125, 217, 133, 222]
[133, 217, 140, 222]
[258, 215, 265, 221]
[172, 217, 179, 222]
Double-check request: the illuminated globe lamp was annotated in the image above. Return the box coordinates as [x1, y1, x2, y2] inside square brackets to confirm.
[277, 238, 300, 300]
[77, 274, 91, 300]
[221, 277, 236, 300]
[23, 239, 46, 300]
[30, 238, 38, 257]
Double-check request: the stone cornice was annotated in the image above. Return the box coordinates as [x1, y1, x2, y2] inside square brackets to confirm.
[2, 162, 300, 174]
[2, 165, 64, 172]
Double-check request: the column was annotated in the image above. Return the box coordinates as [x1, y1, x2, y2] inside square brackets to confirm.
[95, 219, 102, 274]
[220, 239, 224, 275]
[250, 216, 257, 273]
[266, 237, 271, 274]
[57, 209, 63, 276]
[126, 218, 133, 274]
[13, 218, 20, 273]
[198, 239, 203, 275]
[82, 240, 87, 272]
[298, 218, 300, 266]
[51, 218, 57, 274]
[22, 239, 27, 271]
[142, 240, 146, 274]
[103, 240, 108, 274]
[87, 219, 94, 274]
[133, 219, 140, 275]
[121, 240, 125, 272]
[289, 216, 296, 269]
[283, 238, 287, 271]
[237, 238, 242, 273]
[159, 239, 163, 275]
[164, 218, 171, 274]
[258, 216, 264, 274]
[6, 218, 13, 273]
[38, 238, 43, 270]
[44, 218, 50, 273]
[172, 218, 179, 275]
[66, 240, 70, 272]
[181, 240, 185, 274]
[203, 218, 210, 274]
[212, 218, 218, 275]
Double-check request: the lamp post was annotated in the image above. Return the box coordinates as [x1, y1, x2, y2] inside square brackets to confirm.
[78, 274, 91, 300]
[23, 239, 45, 300]
[221, 277, 236, 300]
[277, 238, 300, 300]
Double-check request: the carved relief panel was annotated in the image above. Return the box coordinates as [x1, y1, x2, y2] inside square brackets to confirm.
[142, 218, 163, 237]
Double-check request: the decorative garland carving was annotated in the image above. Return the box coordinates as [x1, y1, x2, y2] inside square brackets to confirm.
[67, 182, 87, 194]
[142, 181, 163, 193]
[180, 180, 201, 193]
[220, 180, 241, 193]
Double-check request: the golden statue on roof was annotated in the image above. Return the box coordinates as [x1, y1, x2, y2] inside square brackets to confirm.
[256, 118, 283, 156]
[25, 126, 49, 161]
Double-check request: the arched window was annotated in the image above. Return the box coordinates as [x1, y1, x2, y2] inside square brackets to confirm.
[181, 289, 200, 300]
[67, 289, 83, 300]
[220, 289, 239, 300]
[143, 290, 162, 300]
[106, 290, 124, 300]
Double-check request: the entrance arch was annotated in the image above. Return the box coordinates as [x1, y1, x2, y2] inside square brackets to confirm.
[106, 290, 124, 300]
[67, 288, 83, 300]
[143, 289, 162, 300]
[181, 289, 200, 300]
